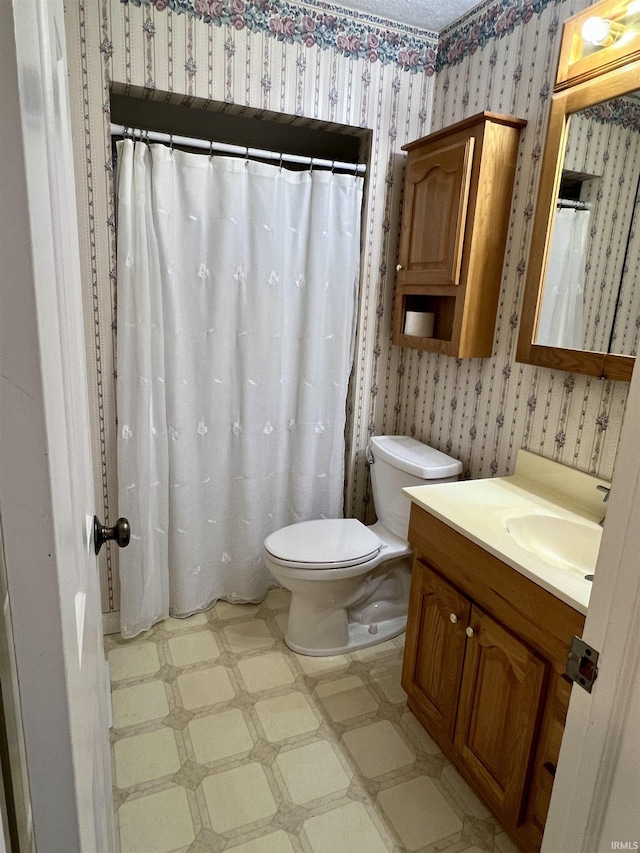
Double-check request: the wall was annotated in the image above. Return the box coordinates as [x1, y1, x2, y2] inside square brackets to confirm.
[395, 0, 629, 482]
[63, 0, 437, 614]
[64, 0, 632, 616]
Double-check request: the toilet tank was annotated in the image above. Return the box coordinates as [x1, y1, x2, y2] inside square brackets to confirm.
[369, 435, 462, 540]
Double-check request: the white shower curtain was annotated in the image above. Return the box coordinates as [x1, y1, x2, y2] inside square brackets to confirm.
[537, 207, 591, 350]
[116, 139, 363, 638]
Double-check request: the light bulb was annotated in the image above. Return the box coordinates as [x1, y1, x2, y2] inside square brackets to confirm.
[582, 16, 614, 45]
[581, 16, 629, 46]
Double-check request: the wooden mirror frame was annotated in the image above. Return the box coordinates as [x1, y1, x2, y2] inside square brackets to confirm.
[517, 0, 640, 382]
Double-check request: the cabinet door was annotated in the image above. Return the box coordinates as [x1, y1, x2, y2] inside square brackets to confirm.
[454, 606, 546, 824]
[527, 671, 572, 833]
[397, 138, 474, 286]
[402, 559, 470, 743]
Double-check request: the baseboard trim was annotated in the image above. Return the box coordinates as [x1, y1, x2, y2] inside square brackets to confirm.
[102, 611, 120, 635]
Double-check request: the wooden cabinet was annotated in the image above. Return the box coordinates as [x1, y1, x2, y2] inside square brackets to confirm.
[406, 563, 469, 744]
[525, 671, 572, 835]
[454, 605, 546, 822]
[405, 559, 546, 826]
[402, 504, 585, 853]
[393, 112, 526, 358]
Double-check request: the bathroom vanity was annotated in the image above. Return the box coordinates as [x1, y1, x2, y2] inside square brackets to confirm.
[401, 452, 607, 853]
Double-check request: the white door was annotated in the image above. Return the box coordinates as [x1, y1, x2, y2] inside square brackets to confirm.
[0, 0, 114, 850]
[542, 365, 640, 850]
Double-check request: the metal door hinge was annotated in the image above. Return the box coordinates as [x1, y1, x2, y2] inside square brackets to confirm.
[566, 636, 599, 693]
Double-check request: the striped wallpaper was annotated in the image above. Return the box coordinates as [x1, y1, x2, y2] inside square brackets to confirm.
[397, 0, 629, 485]
[63, 0, 631, 615]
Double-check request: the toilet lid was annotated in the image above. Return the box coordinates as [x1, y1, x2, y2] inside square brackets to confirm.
[265, 519, 381, 568]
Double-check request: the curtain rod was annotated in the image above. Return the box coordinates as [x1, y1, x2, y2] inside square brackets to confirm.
[110, 124, 366, 174]
[557, 198, 592, 210]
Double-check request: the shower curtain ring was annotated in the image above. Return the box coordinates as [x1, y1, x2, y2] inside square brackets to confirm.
[331, 160, 336, 174]
[209, 141, 214, 158]
[170, 134, 174, 152]
[245, 146, 249, 167]
[309, 158, 314, 173]
[279, 153, 283, 171]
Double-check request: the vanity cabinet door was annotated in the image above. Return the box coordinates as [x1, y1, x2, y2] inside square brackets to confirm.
[454, 606, 547, 825]
[526, 671, 572, 834]
[401, 558, 471, 743]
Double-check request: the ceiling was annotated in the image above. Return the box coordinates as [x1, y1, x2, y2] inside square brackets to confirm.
[334, 0, 483, 33]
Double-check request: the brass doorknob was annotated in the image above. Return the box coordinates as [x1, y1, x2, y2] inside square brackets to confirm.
[93, 516, 131, 555]
[449, 613, 459, 624]
[465, 626, 475, 638]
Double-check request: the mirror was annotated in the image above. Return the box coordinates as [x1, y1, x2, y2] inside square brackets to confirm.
[535, 94, 640, 357]
[517, 0, 640, 381]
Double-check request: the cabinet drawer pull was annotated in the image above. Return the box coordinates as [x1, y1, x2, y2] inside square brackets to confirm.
[465, 626, 475, 638]
[449, 613, 459, 624]
[396, 264, 403, 271]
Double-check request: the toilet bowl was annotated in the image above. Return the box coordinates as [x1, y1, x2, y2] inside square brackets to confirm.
[264, 435, 462, 656]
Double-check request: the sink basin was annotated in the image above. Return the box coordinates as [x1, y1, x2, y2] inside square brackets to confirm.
[504, 513, 602, 575]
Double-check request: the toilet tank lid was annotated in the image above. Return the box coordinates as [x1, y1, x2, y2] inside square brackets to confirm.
[369, 435, 462, 479]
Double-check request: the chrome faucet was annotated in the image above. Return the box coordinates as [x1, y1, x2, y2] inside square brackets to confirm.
[597, 484, 610, 527]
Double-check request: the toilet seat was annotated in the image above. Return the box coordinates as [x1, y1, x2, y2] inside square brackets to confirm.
[264, 519, 381, 570]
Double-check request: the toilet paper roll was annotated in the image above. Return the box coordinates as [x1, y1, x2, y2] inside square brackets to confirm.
[404, 311, 435, 338]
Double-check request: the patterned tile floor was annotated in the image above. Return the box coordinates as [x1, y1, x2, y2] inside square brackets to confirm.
[106, 590, 518, 853]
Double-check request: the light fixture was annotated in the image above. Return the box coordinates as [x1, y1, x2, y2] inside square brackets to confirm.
[581, 16, 626, 46]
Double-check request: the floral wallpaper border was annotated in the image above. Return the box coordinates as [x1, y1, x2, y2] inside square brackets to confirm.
[120, 0, 586, 77]
[437, 0, 557, 69]
[584, 97, 640, 134]
[122, 0, 438, 73]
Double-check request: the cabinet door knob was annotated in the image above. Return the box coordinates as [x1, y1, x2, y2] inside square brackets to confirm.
[449, 613, 458, 624]
[396, 264, 403, 272]
[465, 626, 475, 638]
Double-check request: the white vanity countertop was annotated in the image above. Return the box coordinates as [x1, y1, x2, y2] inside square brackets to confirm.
[403, 450, 610, 615]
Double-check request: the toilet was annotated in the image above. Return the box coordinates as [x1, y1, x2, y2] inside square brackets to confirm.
[264, 435, 462, 656]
